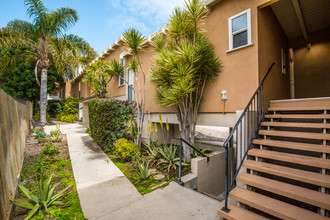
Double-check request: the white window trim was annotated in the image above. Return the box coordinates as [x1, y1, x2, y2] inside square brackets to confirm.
[118, 58, 125, 87]
[228, 8, 252, 52]
[126, 68, 134, 101]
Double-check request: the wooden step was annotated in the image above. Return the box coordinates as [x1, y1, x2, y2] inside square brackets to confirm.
[248, 149, 330, 169]
[259, 129, 330, 140]
[243, 160, 330, 188]
[237, 173, 330, 210]
[229, 187, 329, 220]
[217, 202, 268, 220]
[261, 121, 330, 129]
[264, 114, 330, 119]
[268, 106, 330, 111]
[253, 139, 330, 154]
[270, 98, 330, 109]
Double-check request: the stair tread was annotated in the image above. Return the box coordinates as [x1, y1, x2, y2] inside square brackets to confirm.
[243, 160, 330, 188]
[269, 106, 330, 111]
[265, 114, 330, 119]
[229, 187, 329, 220]
[253, 139, 330, 153]
[261, 121, 330, 129]
[217, 202, 268, 220]
[259, 129, 330, 140]
[237, 173, 330, 210]
[248, 148, 330, 169]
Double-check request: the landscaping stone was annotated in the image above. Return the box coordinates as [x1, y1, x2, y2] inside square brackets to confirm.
[153, 174, 165, 180]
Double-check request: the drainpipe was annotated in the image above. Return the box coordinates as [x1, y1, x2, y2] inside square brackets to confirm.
[289, 48, 295, 99]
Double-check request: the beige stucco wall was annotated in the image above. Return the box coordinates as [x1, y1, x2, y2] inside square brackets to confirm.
[294, 40, 330, 98]
[0, 89, 33, 220]
[258, 6, 290, 108]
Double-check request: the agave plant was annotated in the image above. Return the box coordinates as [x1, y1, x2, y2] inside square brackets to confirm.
[158, 145, 180, 173]
[11, 173, 72, 220]
[136, 160, 153, 180]
[50, 129, 63, 142]
[146, 140, 161, 162]
[191, 140, 211, 158]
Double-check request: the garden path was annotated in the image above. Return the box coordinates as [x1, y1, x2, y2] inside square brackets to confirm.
[44, 123, 221, 220]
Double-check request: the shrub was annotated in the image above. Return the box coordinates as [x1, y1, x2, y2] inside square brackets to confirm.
[88, 99, 134, 151]
[42, 143, 60, 156]
[34, 127, 46, 139]
[56, 97, 80, 123]
[60, 114, 77, 123]
[86, 127, 91, 135]
[114, 138, 139, 160]
[33, 110, 51, 123]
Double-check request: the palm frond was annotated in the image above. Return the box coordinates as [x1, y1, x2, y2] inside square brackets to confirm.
[24, 0, 47, 32]
[6, 19, 38, 41]
[122, 28, 146, 54]
[49, 8, 78, 36]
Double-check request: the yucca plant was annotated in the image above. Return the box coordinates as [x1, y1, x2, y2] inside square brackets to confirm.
[50, 129, 63, 142]
[136, 160, 153, 180]
[159, 145, 180, 173]
[11, 173, 72, 220]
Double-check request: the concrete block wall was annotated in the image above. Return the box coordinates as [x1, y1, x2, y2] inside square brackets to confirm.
[0, 89, 32, 220]
[191, 148, 233, 196]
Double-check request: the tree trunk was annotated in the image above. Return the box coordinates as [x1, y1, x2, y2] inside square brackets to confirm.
[39, 68, 48, 124]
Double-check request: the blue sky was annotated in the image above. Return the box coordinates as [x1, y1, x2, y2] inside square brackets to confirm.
[0, 0, 185, 54]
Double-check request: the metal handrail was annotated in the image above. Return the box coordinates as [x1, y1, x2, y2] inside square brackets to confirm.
[221, 62, 275, 213]
[175, 138, 210, 185]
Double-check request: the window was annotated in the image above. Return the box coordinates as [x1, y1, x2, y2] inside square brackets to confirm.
[228, 9, 251, 51]
[119, 58, 125, 86]
[127, 69, 133, 101]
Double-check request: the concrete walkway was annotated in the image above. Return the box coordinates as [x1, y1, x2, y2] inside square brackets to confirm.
[45, 123, 221, 220]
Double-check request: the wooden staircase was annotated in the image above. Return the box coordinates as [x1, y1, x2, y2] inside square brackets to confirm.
[218, 98, 330, 220]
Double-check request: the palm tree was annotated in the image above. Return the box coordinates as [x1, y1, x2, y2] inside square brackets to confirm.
[0, 0, 96, 124]
[83, 59, 122, 98]
[150, 0, 222, 161]
[122, 28, 147, 148]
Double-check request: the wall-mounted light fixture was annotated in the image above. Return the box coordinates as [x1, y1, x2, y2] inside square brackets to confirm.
[221, 90, 227, 113]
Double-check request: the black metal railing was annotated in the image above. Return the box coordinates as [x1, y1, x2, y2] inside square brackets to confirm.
[175, 138, 210, 186]
[221, 62, 275, 213]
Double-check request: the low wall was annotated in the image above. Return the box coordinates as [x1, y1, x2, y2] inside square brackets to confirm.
[0, 89, 32, 220]
[191, 148, 233, 196]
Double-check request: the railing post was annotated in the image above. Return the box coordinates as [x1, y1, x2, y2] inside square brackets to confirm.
[175, 138, 184, 186]
[221, 144, 230, 213]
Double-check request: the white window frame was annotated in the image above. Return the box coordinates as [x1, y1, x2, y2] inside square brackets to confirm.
[126, 68, 134, 101]
[228, 8, 252, 52]
[118, 58, 125, 87]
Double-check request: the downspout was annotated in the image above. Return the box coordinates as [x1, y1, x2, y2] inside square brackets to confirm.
[289, 48, 295, 99]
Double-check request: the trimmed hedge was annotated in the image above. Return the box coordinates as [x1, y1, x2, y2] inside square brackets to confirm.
[88, 99, 134, 152]
[56, 97, 81, 123]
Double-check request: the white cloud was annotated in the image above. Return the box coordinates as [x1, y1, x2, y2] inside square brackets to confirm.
[107, 0, 186, 27]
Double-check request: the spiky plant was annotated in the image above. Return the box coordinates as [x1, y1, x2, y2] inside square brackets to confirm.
[0, 0, 97, 124]
[158, 145, 180, 173]
[150, 0, 222, 162]
[11, 173, 72, 220]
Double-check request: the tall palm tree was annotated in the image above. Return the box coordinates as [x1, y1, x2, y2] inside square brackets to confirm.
[150, 0, 222, 161]
[0, 0, 96, 124]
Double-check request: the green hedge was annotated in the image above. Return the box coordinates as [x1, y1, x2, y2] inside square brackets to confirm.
[88, 99, 134, 152]
[56, 97, 81, 123]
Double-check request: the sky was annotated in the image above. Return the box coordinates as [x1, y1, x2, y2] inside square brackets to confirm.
[0, 0, 186, 54]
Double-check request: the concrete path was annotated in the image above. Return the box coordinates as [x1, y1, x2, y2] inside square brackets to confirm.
[45, 123, 221, 220]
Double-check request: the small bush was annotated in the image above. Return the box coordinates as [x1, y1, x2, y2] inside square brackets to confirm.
[33, 110, 51, 123]
[60, 114, 77, 123]
[42, 143, 60, 156]
[56, 97, 80, 123]
[86, 127, 91, 135]
[50, 129, 63, 142]
[114, 138, 139, 161]
[34, 127, 46, 139]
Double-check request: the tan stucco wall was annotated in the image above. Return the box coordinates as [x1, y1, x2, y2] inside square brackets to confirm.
[0, 89, 33, 220]
[294, 41, 330, 98]
[258, 6, 290, 108]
